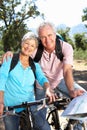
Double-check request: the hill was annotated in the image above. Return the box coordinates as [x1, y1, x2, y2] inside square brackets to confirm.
[69, 23, 87, 36]
[57, 22, 87, 38]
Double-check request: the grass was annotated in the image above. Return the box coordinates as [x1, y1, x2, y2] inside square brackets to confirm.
[74, 49, 87, 61]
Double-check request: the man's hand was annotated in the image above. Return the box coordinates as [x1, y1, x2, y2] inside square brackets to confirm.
[2, 51, 13, 63]
[69, 89, 85, 98]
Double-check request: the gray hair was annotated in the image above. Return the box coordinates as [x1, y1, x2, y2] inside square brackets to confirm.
[21, 32, 38, 47]
[37, 22, 57, 37]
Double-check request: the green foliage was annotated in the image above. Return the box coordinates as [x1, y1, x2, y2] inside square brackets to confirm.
[0, 0, 40, 28]
[82, 7, 87, 27]
[0, 0, 41, 52]
[57, 27, 75, 49]
[74, 33, 87, 50]
[57, 27, 70, 41]
[0, 40, 4, 55]
[82, 8, 87, 22]
[2, 22, 28, 52]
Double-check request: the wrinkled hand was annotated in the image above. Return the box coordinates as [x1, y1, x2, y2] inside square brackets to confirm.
[2, 51, 13, 63]
[45, 87, 57, 103]
[0, 103, 4, 116]
[69, 89, 85, 98]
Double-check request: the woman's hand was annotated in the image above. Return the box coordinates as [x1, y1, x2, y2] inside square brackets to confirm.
[45, 87, 57, 103]
[0, 103, 4, 116]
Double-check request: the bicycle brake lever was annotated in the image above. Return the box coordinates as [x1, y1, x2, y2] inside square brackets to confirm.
[37, 98, 48, 111]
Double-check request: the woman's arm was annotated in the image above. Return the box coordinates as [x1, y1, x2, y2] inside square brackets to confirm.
[0, 91, 4, 104]
[0, 91, 4, 115]
[0, 58, 11, 90]
[35, 63, 56, 102]
[35, 63, 49, 86]
[0, 58, 12, 115]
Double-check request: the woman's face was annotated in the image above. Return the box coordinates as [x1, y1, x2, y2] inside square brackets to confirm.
[21, 39, 37, 56]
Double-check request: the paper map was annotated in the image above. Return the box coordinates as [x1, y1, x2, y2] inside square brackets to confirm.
[61, 92, 87, 121]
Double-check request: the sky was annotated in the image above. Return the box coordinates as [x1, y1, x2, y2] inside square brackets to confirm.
[26, 0, 87, 29]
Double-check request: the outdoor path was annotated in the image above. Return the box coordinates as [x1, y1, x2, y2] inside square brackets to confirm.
[73, 60, 87, 91]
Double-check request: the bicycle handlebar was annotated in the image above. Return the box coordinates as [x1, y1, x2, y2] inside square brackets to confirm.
[5, 97, 49, 111]
[5, 96, 70, 111]
[0, 97, 49, 118]
[0, 96, 71, 119]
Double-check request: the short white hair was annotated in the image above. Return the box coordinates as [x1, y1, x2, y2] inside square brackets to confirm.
[21, 32, 38, 47]
[37, 22, 56, 37]
[22, 32, 36, 42]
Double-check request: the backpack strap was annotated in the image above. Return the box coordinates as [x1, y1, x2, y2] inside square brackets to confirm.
[0, 54, 19, 70]
[34, 39, 44, 62]
[55, 36, 64, 61]
[9, 53, 19, 72]
[10, 53, 36, 77]
[29, 57, 36, 78]
[10, 53, 36, 94]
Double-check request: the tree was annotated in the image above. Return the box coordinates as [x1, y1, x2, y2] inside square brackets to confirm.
[2, 22, 27, 51]
[57, 27, 75, 49]
[82, 8, 87, 27]
[82, 8, 87, 21]
[74, 33, 87, 50]
[0, 0, 42, 52]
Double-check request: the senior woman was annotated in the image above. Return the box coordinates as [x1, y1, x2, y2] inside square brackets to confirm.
[0, 32, 55, 130]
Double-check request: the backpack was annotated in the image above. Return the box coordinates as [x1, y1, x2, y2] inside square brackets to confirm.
[0, 53, 36, 77]
[10, 53, 36, 77]
[0, 53, 37, 97]
[34, 35, 64, 62]
[9, 54, 46, 100]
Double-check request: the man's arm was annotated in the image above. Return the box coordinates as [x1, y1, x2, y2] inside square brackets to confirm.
[63, 64, 84, 98]
[2, 51, 13, 63]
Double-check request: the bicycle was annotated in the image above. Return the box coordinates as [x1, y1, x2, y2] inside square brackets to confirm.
[1, 98, 50, 130]
[0, 96, 70, 130]
[0, 96, 86, 130]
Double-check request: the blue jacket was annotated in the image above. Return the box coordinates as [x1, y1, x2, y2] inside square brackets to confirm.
[0, 57, 48, 108]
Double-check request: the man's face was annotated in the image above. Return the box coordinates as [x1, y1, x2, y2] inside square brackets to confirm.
[39, 25, 56, 53]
